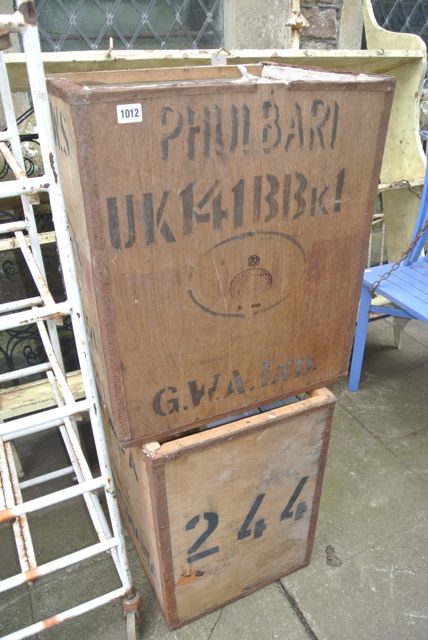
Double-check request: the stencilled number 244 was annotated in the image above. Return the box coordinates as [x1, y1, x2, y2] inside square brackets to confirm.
[184, 476, 309, 564]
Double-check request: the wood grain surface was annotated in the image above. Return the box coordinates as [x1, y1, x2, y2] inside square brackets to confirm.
[104, 388, 336, 627]
[47, 64, 393, 444]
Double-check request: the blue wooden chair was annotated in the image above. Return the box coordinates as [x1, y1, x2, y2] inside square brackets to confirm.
[348, 170, 428, 391]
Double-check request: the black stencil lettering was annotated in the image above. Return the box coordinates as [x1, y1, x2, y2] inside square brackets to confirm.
[186, 512, 220, 563]
[295, 501, 308, 520]
[230, 105, 239, 151]
[181, 183, 194, 236]
[197, 181, 220, 211]
[271, 360, 291, 385]
[280, 477, 309, 521]
[215, 105, 224, 156]
[254, 519, 267, 538]
[161, 107, 183, 160]
[330, 101, 339, 149]
[60, 111, 70, 156]
[253, 175, 262, 222]
[334, 168, 346, 213]
[124, 195, 136, 248]
[262, 101, 281, 152]
[106, 197, 121, 249]
[238, 494, 266, 540]
[213, 191, 228, 229]
[261, 360, 272, 387]
[51, 105, 61, 151]
[243, 105, 250, 150]
[318, 186, 329, 216]
[283, 174, 292, 218]
[128, 452, 139, 482]
[152, 387, 179, 416]
[207, 374, 221, 401]
[295, 359, 303, 376]
[232, 179, 245, 228]
[311, 188, 317, 217]
[51, 106, 70, 156]
[284, 102, 304, 151]
[292, 172, 307, 220]
[225, 370, 245, 397]
[188, 379, 205, 407]
[143, 191, 175, 245]
[309, 99, 331, 150]
[181, 182, 217, 235]
[203, 107, 211, 157]
[309, 185, 328, 216]
[187, 107, 200, 160]
[305, 357, 314, 373]
[264, 174, 279, 222]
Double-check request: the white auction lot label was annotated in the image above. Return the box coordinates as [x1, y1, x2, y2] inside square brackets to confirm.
[116, 103, 143, 124]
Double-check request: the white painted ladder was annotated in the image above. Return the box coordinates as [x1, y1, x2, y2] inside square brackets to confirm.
[0, 3, 141, 639]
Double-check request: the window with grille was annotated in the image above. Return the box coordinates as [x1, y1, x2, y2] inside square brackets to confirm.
[34, 0, 223, 51]
[372, 0, 428, 48]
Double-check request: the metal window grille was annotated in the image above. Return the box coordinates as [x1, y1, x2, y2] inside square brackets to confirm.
[372, 0, 428, 48]
[34, 0, 223, 51]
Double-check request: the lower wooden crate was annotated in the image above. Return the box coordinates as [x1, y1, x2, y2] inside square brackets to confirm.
[104, 387, 336, 628]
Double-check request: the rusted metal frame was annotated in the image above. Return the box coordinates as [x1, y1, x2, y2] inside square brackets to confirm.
[4, 441, 36, 572]
[0, 11, 135, 636]
[38, 322, 76, 405]
[0, 220, 26, 233]
[20, 18, 133, 592]
[0, 399, 91, 441]
[0, 230, 56, 252]
[0, 296, 42, 313]
[45, 369, 114, 546]
[0, 439, 36, 573]
[19, 465, 74, 489]
[0, 141, 39, 205]
[0, 362, 51, 384]
[0, 175, 49, 197]
[0, 463, 5, 510]
[0, 537, 119, 593]
[0, 50, 64, 369]
[0, 475, 106, 524]
[15, 234, 56, 307]
[0, 301, 71, 331]
[1, 587, 127, 640]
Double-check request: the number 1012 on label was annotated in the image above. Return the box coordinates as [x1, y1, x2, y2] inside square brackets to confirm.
[117, 103, 143, 124]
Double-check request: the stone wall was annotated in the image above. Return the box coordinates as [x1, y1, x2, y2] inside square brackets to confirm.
[300, 0, 344, 49]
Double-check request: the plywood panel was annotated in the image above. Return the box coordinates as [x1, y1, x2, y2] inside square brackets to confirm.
[47, 64, 392, 444]
[111, 388, 335, 627]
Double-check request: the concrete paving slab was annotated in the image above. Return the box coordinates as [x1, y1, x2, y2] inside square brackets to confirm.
[205, 583, 309, 640]
[24, 527, 310, 640]
[2, 317, 427, 640]
[27, 553, 125, 640]
[0, 521, 21, 580]
[335, 329, 428, 443]
[401, 319, 428, 346]
[305, 404, 428, 562]
[0, 585, 34, 638]
[387, 426, 428, 476]
[282, 532, 428, 640]
[25, 497, 98, 566]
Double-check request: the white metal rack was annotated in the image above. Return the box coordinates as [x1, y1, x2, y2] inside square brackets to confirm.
[0, 3, 141, 639]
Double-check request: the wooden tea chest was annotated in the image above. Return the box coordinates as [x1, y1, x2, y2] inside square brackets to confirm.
[47, 64, 393, 444]
[104, 387, 336, 627]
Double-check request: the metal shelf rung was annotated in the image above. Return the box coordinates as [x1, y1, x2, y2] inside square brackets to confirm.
[0, 475, 106, 524]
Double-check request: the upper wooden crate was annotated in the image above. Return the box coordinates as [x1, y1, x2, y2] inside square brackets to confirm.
[47, 64, 393, 445]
